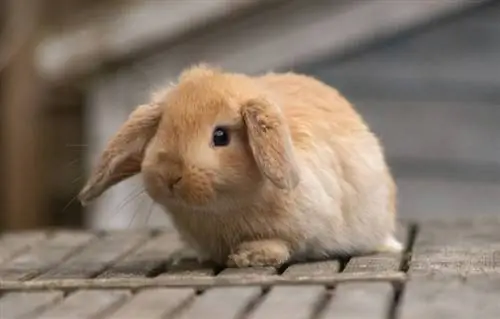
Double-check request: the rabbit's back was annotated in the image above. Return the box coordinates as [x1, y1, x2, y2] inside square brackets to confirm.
[257, 73, 398, 255]
[258, 73, 369, 146]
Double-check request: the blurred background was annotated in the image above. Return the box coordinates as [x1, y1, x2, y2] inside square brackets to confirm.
[0, 0, 498, 231]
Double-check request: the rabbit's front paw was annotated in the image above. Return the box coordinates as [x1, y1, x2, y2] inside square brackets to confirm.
[227, 239, 290, 268]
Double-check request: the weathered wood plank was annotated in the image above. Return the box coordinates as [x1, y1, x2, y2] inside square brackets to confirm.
[0, 231, 49, 265]
[343, 223, 409, 274]
[282, 260, 340, 278]
[322, 282, 393, 318]
[177, 287, 261, 319]
[32, 290, 130, 319]
[400, 276, 500, 319]
[0, 272, 406, 291]
[0, 232, 95, 280]
[156, 258, 215, 282]
[105, 288, 194, 319]
[248, 286, 326, 319]
[0, 291, 64, 319]
[98, 232, 182, 278]
[409, 219, 500, 277]
[343, 252, 402, 274]
[217, 266, 277, 279]
[36, 232, 151, 279]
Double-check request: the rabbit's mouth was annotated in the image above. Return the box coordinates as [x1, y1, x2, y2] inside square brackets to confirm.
[154, 182, 258, 214]
[142, 162, 216, 203]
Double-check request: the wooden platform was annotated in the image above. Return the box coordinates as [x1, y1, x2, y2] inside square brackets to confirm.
[1, 218, 499, 319]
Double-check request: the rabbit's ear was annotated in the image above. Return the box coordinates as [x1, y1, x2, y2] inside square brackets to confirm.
[78, 104, 162, 205]
[242, 98, 300, 190]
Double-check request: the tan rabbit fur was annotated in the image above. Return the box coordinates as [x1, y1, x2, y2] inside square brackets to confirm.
[79, 64, 402, 267]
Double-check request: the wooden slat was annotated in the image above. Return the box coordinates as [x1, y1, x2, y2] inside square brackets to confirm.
[0, 291, 63, 319]
[409, 219, 500, 277]
[343, 252, 402, 274]
[343, 224, 408, 274]
[248, 286, 326, 319]
[322, 282, 393, 318]
[157, 258, 215, 281]
[0, 231, 49, 265]
[0, 232, 95, 280]
[217, 266, 277, 279]
[36, 232, 151, 279]
[105, 288, 194, 319]
[282, 260, 340, 278]
[177, 287, 261, 319]
[0, 272, 407, 291]
[98, 232, 182, 278]
[32, 290, 131, 319]
[400, 276, 500, 319]
[215, 266, 279, 286]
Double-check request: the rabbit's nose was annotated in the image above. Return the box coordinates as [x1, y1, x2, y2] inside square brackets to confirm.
[168, 176, 182, 191]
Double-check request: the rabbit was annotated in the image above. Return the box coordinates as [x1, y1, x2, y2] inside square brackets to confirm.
[78, 64, 403, 268]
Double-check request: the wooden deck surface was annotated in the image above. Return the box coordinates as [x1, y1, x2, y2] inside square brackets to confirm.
[0, 218, 499, 318]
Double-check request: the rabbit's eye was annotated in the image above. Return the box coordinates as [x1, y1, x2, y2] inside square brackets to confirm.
[212, 127, 230, 146]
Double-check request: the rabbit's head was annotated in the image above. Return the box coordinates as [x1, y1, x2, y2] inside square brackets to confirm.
[79, 65, 300, 209]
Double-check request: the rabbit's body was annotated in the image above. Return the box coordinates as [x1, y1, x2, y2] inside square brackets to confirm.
[79, 65, 402, 267]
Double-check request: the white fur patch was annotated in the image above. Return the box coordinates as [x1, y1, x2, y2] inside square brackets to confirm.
[378, 236, 404, 253]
